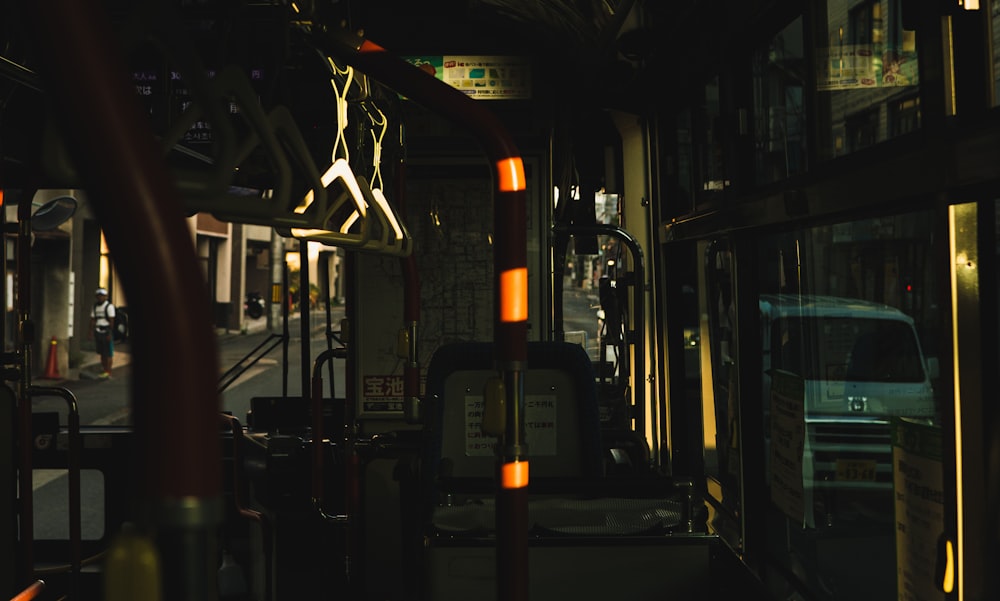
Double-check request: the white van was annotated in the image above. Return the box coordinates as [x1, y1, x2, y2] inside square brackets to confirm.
[760, 294, 938, 525]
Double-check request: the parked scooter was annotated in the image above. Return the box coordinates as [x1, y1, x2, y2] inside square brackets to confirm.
[244, 291, 265, 319]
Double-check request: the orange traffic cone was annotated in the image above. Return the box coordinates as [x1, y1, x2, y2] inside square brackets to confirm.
[42, 335, 61, 380]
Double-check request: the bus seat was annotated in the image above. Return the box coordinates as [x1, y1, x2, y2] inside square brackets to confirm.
[421, 340, 604, 507]
[412, 341, 702, 600]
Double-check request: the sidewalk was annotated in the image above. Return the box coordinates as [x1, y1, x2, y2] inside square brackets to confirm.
[69, 310, 328, 382]
[32, 310, 340, 430]
[76, 347, 131, 382]
[71, 315, 272, 381]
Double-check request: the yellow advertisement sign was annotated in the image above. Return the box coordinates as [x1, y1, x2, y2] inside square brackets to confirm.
[404, 55, 532, 100]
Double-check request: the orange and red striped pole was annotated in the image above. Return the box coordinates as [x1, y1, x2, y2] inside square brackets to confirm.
[338, 34, 530, 601]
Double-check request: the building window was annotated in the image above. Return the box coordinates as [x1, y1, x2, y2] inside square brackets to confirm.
[817, 0, 919, 160]
[753, 17, 807, 185]
[699, 76, 728, 199]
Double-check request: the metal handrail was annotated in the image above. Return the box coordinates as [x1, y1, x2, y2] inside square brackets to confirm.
[28, 385, 82, 597]
[217, 333, 286, 394]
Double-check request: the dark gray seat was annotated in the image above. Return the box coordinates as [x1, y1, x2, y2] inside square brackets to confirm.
[421, 340, 605, 511]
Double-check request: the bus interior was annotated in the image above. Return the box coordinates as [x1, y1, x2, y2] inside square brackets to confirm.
[1, 1, 999, 600]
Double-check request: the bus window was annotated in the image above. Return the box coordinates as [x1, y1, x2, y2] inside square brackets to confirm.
[702, 239, 742, 550]
[756, 211, 944, 600]
[816, 0, 920, 160]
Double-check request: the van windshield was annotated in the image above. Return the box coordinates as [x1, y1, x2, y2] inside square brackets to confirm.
[771, 316, 925, 383]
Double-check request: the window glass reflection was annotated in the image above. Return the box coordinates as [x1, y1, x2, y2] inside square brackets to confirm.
[817, 0, 920, 160]
[753, 17, 807, 184]
[993, 2, 1000, 105]
[700, 76, 727, 196]
[702, 239, 742, 548]
[757, 211, 944, 599]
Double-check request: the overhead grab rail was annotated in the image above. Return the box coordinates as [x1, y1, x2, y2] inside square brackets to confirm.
[172, 65, 411, 257]
[274, 156, 412, 257]
[174, 62, 411, 256]
[165, 67, 306, 217]
[357, 91, 414, 257]
[146, 4, 406, 257]
[31, 8, 413, 258]
[275, 53, 412, 256]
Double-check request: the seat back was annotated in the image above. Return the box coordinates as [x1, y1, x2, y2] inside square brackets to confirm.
[423, 341, 603, 497]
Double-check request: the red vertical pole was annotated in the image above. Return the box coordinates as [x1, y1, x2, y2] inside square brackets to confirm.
[336, 34, 530, 601]
[24, 2, 222, 598]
